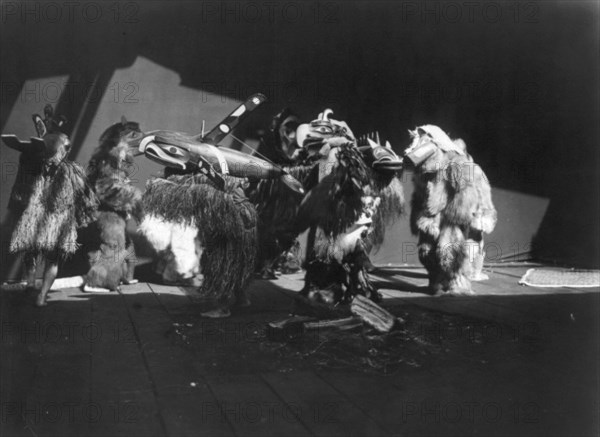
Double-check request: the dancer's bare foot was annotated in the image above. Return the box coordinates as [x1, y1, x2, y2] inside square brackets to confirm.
[36, 258, 58, 308]
[35, 292, 48, 307]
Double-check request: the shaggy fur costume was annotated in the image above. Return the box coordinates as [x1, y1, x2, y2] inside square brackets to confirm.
[140, 174, 257, 309]
[246, 160, 318, 277]
[406, 125, 497, 295]
[143, 168, 203, 285]
[84, 119, 143, 290]
[244, 109, 311, 278]
[296, 137, 401, 303]
[271, 111, 404, 304]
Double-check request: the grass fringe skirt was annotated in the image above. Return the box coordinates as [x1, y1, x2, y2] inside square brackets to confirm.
[9, 161, 98, 258]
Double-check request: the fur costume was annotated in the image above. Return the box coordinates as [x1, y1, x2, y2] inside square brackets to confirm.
[246, 108, 317, 278]
[247, 162, 316, 278]
[126, 98, 304, 289]
[1, 105, 98, 306]
[142, 167, 205, 286]
[140, 174, 257, 315]
[405, 125, 497, 295]
[294, 111, 405, 304]
[83, 118, 144, 291]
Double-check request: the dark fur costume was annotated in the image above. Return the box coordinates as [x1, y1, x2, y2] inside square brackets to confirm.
[87, 118, 143, 217]
[84, 119, 143, 290]
[247, 159, 318, 277]
[297, 140, 386, 303]
[249, 108, 406, 305]
[140, 174, 257, 308]
[406, 125, 496, 295]
[250, 110, 405, 305]
[245, 109, 310, 278]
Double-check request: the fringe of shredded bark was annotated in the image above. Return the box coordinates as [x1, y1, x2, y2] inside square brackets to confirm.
[325, 144, 371, 236]
[246, 163, 317, 264]
[368, 176, 405, 251]
[294, 145, 371, 237]
[8, 153, 44, 215]
[142, 174, 257, 305]
[248, 163, 315, 219]
[10, 161, 98, 257]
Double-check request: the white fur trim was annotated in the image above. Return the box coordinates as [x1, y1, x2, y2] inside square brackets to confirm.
[138, 215, 175, 252]
[170, 224, 201, 277]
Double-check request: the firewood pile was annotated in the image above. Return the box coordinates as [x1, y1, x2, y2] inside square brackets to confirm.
[267, 291, 404, 343]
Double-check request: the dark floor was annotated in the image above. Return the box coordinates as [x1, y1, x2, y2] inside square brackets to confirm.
[1, 264, 599, 437]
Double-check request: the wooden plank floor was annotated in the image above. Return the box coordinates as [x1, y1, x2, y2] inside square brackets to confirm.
[1, 264, 599, 436]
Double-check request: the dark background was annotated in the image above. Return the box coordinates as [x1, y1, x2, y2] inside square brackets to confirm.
[1, 0, 598, 281]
